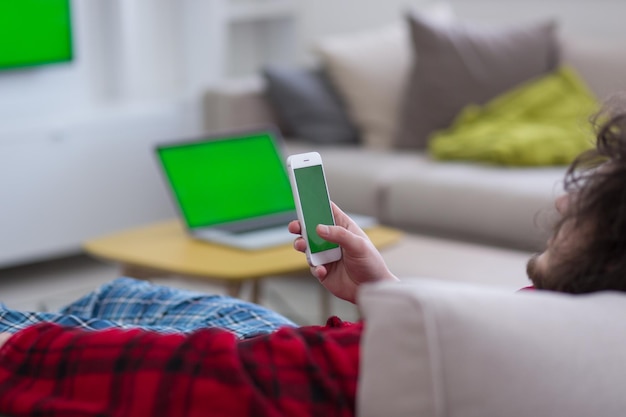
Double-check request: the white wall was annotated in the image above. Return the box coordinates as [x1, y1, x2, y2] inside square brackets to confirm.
[0, 1, 90, 128]
[295, 0, 626, 59]
[1, 0, 624, 268]
[3, 0, 623, 132]
[0, 0, 214, 133]
[0, 0, 207, 268]
[447, 0, 626, 40]
[299, 0, 424, 45]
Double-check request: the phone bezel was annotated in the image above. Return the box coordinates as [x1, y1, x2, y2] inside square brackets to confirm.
[287, 152, 342, 266]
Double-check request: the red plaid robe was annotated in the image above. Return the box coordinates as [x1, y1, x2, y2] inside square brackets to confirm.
[0, 317, 361, 417]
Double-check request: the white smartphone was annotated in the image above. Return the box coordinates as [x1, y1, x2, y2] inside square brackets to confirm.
[287, 152, 342, 266]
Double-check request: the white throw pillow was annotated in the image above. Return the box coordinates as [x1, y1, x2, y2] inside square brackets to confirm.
[357, 279, 626, 417]
[314, 3, 454, 149]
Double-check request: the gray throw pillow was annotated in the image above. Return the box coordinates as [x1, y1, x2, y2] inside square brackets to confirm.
[395, 12, 559, 149]
[263, 66, 360, 144]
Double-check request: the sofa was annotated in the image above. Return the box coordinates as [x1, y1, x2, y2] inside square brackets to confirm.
[203, 4, 626, 253]
[204, 79, 561, 251]
[200, 9, 626, 415]
[356, 278, 626, 416]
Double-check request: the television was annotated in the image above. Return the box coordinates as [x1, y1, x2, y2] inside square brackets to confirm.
[0, 0, 73, 71]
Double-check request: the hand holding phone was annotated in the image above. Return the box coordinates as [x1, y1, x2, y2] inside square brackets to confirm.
[287, 152, 342, 266]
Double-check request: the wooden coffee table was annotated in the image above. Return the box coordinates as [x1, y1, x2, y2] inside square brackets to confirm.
[84, 220, 402, 317]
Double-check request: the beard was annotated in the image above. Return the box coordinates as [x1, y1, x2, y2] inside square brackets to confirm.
[526, 253, 549, 290]
[527, 249, 578, 292]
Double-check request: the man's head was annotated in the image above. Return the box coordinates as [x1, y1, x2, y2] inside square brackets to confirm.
[528, 98, 626, 293]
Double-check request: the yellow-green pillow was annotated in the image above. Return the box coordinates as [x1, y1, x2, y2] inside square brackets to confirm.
[428, 66, 598, 166]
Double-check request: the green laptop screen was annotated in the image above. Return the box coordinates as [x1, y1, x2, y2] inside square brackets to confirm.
[157, 133, 295, 229]
[0, 0, 73, 70]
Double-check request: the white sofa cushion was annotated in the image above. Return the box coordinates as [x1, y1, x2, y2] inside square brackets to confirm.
[383, 160, 566, 250]
[285, 141, 426, 217]
[357, 279, 626, 417]
[287, 140, 565, 250]
[314, 3, 453, 149]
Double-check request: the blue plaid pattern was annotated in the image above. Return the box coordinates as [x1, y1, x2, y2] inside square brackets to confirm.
[0, 277, 296, 339]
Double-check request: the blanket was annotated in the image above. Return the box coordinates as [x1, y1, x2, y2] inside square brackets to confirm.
[428, 66, 598, 166]
[0, 319, 361, 417]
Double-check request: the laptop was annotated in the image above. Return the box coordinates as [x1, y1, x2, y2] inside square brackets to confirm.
[155, 127, 377, 250]
[155, 127, 300, 250]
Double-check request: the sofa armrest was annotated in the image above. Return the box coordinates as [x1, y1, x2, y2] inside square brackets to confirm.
[203, 76, 279, 131]
[357, 279, 626, 417]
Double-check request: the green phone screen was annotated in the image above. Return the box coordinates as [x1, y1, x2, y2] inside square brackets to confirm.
[293, 165, 338, 253]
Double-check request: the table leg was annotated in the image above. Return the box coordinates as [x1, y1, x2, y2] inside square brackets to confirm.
[121, 264, 168, 280]
[320, 285, 331, 323]
[226, 281, 244, 298]
[251, 279, 262, 304]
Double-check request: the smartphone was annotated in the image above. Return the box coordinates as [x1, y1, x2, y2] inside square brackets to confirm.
[287, 152, 342, 266]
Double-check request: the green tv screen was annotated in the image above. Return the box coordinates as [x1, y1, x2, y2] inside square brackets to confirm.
[0, 0, 73, 70]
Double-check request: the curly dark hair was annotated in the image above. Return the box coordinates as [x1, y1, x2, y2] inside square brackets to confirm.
[539, 96, 626, 293]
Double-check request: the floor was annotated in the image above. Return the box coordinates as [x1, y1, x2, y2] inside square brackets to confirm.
[0, 233, 533, 326]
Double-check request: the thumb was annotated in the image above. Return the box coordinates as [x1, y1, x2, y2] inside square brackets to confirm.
[317, 224, 364, 253]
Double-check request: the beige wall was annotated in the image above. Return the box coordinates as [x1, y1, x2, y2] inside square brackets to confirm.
[294, 0, 625, 65]
[447, 0, 625, 39]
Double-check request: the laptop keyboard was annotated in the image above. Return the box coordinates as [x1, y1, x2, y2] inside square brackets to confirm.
[213, 212, 296, 234]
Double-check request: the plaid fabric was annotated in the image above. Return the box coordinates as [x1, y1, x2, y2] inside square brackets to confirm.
[0, 317, 361, 417]
[0, 277, 296, 339]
